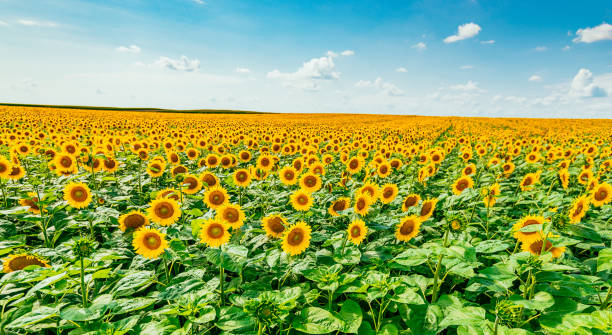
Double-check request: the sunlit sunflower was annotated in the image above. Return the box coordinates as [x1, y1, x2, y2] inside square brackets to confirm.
[171, 165, 188, 177]
[521, 233, 565, 258]
[346, 156, 363, 174]
[257, 154, 274, 171]
[354, 194, 371, 216]
[281, 221, 312, 256]
[520, 171, 541, 191]
[146, 160, 166, 178]
[262, 215, 287, 238]
[299, 172, 322, 193]
[0, 156, 11, 179]
[512, 215, 545, 244]
[216, 203, 245, 230]
[591, 182, 612, 207]
[380, 184, 399, 204]
[54, 153, 77, 174]
[103, 157, 119, 173]
[290, 189, 313, 211]
[578, 169, 593, 185]
[502, 162, 515, 176]
[377, 161, 392, 178]
[568, 195, 589, 224]
[119, 210, 149, 232]
[63, 182, 92, 209]
[558, 169, 570, 189]
[347, 219, 367, 245]
[402, 194, 421, 212]
[419, 198, 437, 221]
[181, 174, 202, 194]
[147, 198, 181, 226]
[233, 168, 252, 187]
[452, 175, 474, 195]
[482, 183, 501, 207]
[156, 188, 181, 201]
[279, 166, 298, 185]
[2, 253, 49, 273]
[358, 182, 380, 202]
[395, 215, 422, 242]
[462, 163, 476, 176]
[132, 227, 168, 259]
[199, 219, 231, 248]
[205, 154, 220, 168]
[204, 186, 230, 209]
[200, 171, 219, 189]
[328, 197, 350, 216]
[19, 192, 41, 214]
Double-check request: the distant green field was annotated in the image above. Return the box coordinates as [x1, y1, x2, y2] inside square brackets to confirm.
[0, 102, 266, 114]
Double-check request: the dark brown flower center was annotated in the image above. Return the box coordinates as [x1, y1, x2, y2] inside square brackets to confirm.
[297, 194, 308, 205]
[207, 223, 224, 238]
[125, 214, 145, 229]
[350, 226, 361, 238]
[420, 202, 432, 216]
[144, 233, 162, 249]
[202, 174, 217, 187]
[210, 191, 225, 205]
[400, 220, 415, 235]
[71, 187, 87, 202]
[183, 177, 198, 190]
[287, 228, 304, 246]
[268, 217, 285, 233]
[405, 196, 417, 207]
[155, 202, 174, 218]
[594, 188, 607, 201]
[223, 208, 239, 223]
[8, 255, 46, 271]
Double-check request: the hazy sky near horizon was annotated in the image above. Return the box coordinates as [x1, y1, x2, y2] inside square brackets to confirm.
[1, 0, 612, 117]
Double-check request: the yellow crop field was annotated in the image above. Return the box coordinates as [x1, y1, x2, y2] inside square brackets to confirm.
[0, 105, 611, 334]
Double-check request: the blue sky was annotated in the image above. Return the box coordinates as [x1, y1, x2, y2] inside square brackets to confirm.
[1, 0, 611, 117]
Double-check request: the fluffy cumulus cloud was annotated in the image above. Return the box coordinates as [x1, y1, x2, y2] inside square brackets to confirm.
[154, 55, 200, 71]
[235, 67, 251, 74]
[450, 80, 480, 91]
[411, 42, 427, 51]
[354, 77, 403, 96]
[444, 22, 481, 43]
[529, 75, 542, 82]
[116, 45, 141, 53]
[341, 50, 355, 56]
[573, 23, 612, 43]
[569, 68, 607, 98]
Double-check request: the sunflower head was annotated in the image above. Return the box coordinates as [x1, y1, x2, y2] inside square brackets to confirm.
[380, 184, 398, 204]
[419, 198, 437, 220]
[133, 227, 168, 259]
[512, 215, 545, 243]
[199, 219, 231, 248]
[402, 194, 421, 212]
[521, 233, 565, 258]
[200, 172, 219, 189]
[591, 182, 612, 207]
[63, 182, 92, 209]
[204, 186, 230, 209]
[447, 214, 467, 232]
[299, 172, 322, 193]
[347, 219, 367, 245]
[147, 198, 181, 226]
[452, 176, 474, 195]
[262, 215, 287, 238]
[2, 253, 50, 273]
[279, 166, 298, 185]
[353, 194, 371, 216]
[181, 174, 202, 194]
[72, 236, 95, 258]
[281, 221, 312, 256]
[290, 189, 313, 212]
[216, 203, 245, 230]
[119, 210, 149, 231]
[328, 197, 350, 216]
[233, 169, 252, 187]
[395, 215, 422, 242]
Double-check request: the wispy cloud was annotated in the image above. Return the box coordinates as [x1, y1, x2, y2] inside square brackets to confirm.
[480, 40, 495, 44]
[411, 42, 427, 51]
[573, 22, 612, 43]
[235, 67, 251, 74]
[355, 77, 403, 96]
[396, 67, 407, 73]
[0, 20, 8, 27]
[460, 65, 474, 70]
[17, 19, 58, 27]
[528, 75, 542, 82]
[444, 22, 481, 43]
[154, 55, 200, 71]
[116, 45, 141, 53]
[341, 50, 355, 56]
[533, 46, 547, 52]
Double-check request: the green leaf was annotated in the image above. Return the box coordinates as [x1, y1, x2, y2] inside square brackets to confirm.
[205, 244, 248, 273]
[293, 307, 344, 334]
[110, 297, 157, 315]
[7, 306, 58, 329]
[393, 248, 431, 267]
[474, 240, 511, 254]
[193, 305, 216, 324]
[597, 248, 612, 272]
[216, 306, 256, 332]
[378, 323, 399, 335]
[112, 271, 154, 297]
[439, 306, 486, 330]
[26, 272, 67, 298]
[510, 291, 555, 311]
[337, 300, 362, 333]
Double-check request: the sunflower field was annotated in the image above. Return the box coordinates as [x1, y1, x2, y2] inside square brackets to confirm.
[0, 106, 611, 335]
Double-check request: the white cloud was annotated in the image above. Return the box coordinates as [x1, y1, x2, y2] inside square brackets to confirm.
[396, 67, 407, 73]
[529, 75, 542, 82]
[480, 40, 495, 44]
[569, 68, 607, 98]
[354, 77, 403, 96]
[450, 80, 479, 91]
[267, 54, 340, 81]
[460, 65, 474, 70]
[444, 22, 481, 43]
[154, 55, 200, 72]
[0, 20, 8, 26]
[411, 42, 427, 51]
[533, 46, 547, 52]
[17, 19, 57, 27]
[235, 67, 251, 74]
[116, 45, 141, 53]
[573, 23, 612, 43]
[562, 45, 571, 51]
[192, 0, 205, 4]
[341, 50, 355, 56]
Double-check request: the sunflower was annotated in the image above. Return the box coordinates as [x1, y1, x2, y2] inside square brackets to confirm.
[395, 215, 422, 242]
[204, 186, 230, 209]
[328, 197, 351, 216]
[0, 156, 11, 179]
[578, 169, 593, 185]
[377, 162, 392, 178]
[558, 169, 570, 189]
[147, 161, 166, 178]
[568, 195, 589, 224]
[147, 198, 181, 226]
[512, 215, 545, 244]
[156, 188, 181, 201]
[520, 171, 541, 191]
[380, 184, 399, 204]
[290, 189, 313, 211]
[281, 221, 312, 256]
[54, 153, 77, 174]
[419, 198, 437, 221]
[103, 157, 119, 173]
[525, 151, 541, 164]
[502, 162, 515, 176]
[452, 175, 474, 195]
[462, 163, 476, 176]
[482, 183, 501, 207]
[591, 182, 612, 207]
[199, 219, 231, 247]
[262, 215, 287, 238]
[279, 166, 298, 185]
[346, 157, 363, 174]
[358, 182, 380, 202]
[181, 174, 202, 195]
[299, 172, 322, 193]
[2, 253, 49, 273]
[216, 203, 245, 230]
[233, 168, 252, 187]
[354, 194, 371, 216]
[119, 210, 149, 232]
[347, 219, 367, 245]
[257, 154, 274, 171]
[205, 154, 220, 168]
[200, 172, 219, 189]
[402, 194, 421, 212]
[63, 182, 92, 209]
[521, 234, 565, 258]
[171, 165, 188, 177]
[132, 227, 168, 259]
[19, 192, 41, 214]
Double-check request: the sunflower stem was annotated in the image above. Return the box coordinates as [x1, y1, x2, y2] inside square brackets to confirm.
[35, 187, 50, 248]
[600, 286, 612, 310]
[1, 180, 7, 207]
[79, 256, 88, 308]
[431, 230, 449, 303]
[219, 265, 225, 306]
[162, 254, 170, 284]
[138, 159, 143, 196]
